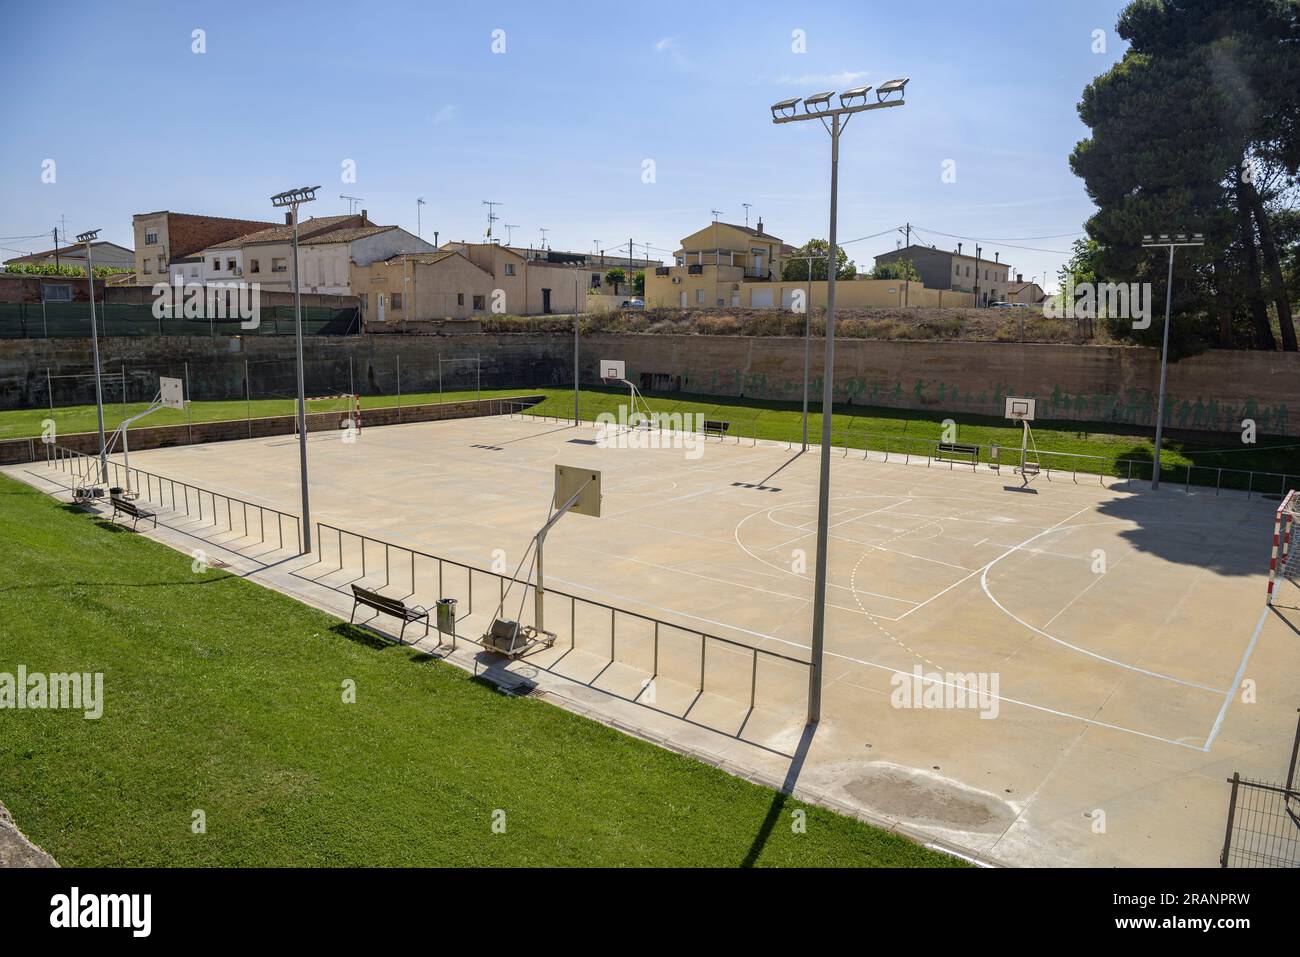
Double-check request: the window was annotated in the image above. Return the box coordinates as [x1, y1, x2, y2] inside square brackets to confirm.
[227, 259, 237, 272]
[954, 264, 960, 275]
[272, 258, 287, 272]
[504, 263, 515, 276]
[965, 266, 970, 277]
[249, 259, 260, 273]
[41, 283, 72, 302]
[145, 231, 158, 246]
[143, 259, 152, 275]
[591, 273, 601, 288]
[157, 256, 165, 272]
[473, 294, 486, 311]
[696, 289, 704, 303]
[457, 293, 465, 306]
[212, 258, 220, 271]
[391, 293, 402, 310]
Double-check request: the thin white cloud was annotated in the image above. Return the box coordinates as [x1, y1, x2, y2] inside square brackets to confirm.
[654, 37, 676, 52]
[775, 70, 870, 88]
[654, 36, 688, 69]
[433, 104, 458, 125]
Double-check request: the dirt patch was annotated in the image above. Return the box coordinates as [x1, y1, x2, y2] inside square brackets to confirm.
[483, 306, 1091, 344]
[841, 763, 1015, 834]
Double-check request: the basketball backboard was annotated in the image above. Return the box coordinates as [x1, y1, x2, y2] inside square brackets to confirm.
[1004, 396, 1036, 422]
[160, 376, 185, 410]
[554, 465, 601, 517]
[599, 359, 625, 381]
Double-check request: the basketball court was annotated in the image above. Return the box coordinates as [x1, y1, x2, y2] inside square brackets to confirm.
[13, 399, 1300, 868]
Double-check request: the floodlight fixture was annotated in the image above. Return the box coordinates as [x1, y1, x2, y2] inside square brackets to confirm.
[770, 97, 802, 120]
[270, 185, 320, 208]
[876, 77, 909, 102]
[76, 228, 100, 243]
[803, 91, 834, 114]
[839, 85, 873, 108]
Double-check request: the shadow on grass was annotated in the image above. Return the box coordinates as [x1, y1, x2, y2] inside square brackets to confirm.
[741, 721, 817, 868]
[329, 621, 396, 651]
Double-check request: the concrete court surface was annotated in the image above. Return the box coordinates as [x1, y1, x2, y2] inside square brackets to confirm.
[16, 412, 1300, 868]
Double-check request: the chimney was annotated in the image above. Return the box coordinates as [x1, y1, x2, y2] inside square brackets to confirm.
[994, 252, 1000, 263]
[957, 242, 962, 256]
[360, 209, 368, 223]
[284, 212, 292, 225]
[756, 218, 763, 235]
[1017, 272, 1023, 283]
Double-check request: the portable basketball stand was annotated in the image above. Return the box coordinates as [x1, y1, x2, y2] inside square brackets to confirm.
[1005, 396, 1040, 486]
[99, 376, 187, 496]
[483, 465, 602, 658]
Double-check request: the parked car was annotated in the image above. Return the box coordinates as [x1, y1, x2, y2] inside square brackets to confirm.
[620, 298, 645, 309]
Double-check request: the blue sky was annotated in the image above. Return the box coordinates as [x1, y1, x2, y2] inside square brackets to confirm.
[0, 0, 1129, 289]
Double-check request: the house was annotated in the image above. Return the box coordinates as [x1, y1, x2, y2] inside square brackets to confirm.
[131, 211, 279, 284]
[440, 242, 589, 314]
[352, 251, 495, 323]
[644, 219, 977, 310]
[872, 243, 1013, 306]
[195, 213, 375, 289]
[3, 241, 135, 271]
[301, 226, 437, 295]
[1005, 276, 1046, 305]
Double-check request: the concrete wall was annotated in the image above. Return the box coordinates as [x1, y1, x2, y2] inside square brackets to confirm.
[2, 334, 1298, 436]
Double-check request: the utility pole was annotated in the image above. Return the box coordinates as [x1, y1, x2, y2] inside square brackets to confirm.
[901, 222, 911, 306]
[628, 238, 635, 297]
[974, 244, 982, 308]
[416, 197, 425, 237]
[53, 228, 60, 270]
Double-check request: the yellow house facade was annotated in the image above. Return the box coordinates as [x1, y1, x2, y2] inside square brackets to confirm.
[646, 219, 976, 310]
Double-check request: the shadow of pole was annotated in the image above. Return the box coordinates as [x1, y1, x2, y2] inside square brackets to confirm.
[740, 720, 818, 868]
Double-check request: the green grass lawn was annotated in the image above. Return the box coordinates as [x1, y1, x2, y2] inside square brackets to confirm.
[0, 475, 954, 867]
[522, 387, 1300, 493]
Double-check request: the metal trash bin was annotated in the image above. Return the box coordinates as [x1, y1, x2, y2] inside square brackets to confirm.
[435, 598, 458, 650]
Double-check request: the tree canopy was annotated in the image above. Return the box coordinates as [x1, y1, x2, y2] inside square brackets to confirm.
[780, 239, 856, 281]
[1069, 0, 1300, 352]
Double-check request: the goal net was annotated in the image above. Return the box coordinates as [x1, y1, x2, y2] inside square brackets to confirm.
[1268, 490, 1299, 606]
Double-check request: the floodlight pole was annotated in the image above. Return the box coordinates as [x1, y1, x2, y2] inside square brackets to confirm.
[574, 312, 580, 426]
[81, 236, 109, 485]
[272, 186, 319, 552]
[1142, 233, 1203, 491]
[772, 82, 906, 725]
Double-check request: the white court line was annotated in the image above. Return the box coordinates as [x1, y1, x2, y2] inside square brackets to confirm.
[979, 516, 1227, 694]
[1203, 606, 1270, 750]
[546, 571, 1206, 751]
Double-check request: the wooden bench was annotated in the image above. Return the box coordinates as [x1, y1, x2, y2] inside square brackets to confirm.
[350, 584, 429, 643]
[110, 495, 157, 530]
[935, 442, 980, 469]
[702, 419, 731, 439]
